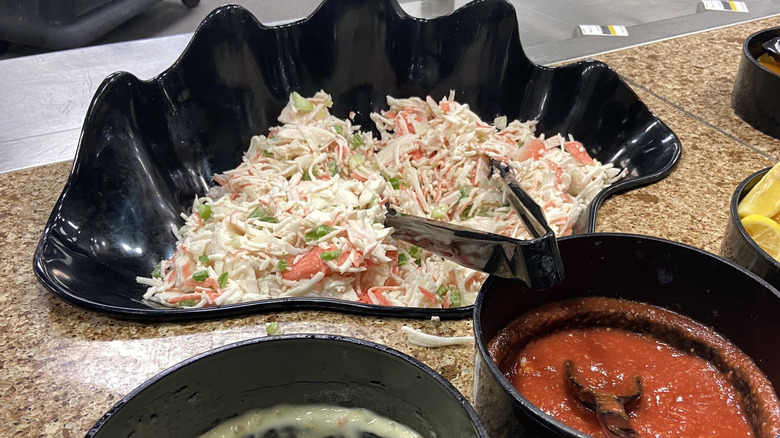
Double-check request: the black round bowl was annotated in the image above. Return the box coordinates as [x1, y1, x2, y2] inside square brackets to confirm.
[86, 334, 487, 437]
[473, 233, 780, 438]
[732, 27, 780, 139]
[721, 167, 780, 290]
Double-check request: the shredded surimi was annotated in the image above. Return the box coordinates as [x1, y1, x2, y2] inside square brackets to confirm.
[401, 326, 475, 347]
[138, 91, 625, 309]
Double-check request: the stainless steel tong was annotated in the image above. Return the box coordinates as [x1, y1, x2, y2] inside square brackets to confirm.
[384, 158, 565, 289]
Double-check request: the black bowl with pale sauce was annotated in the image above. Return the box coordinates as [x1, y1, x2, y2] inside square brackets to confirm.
[473, 233, 780, 438]
[86, 334, 487, 437]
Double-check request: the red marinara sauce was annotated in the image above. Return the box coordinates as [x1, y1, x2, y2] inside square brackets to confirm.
[487, 297, 780, 438]
[508, 327, 753, 437]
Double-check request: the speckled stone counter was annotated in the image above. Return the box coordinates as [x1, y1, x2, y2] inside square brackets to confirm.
[2, 16, 780, 438]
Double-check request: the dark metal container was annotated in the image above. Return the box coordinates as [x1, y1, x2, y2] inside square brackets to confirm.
[721, 167, 780, 290]
[473, 233, 780, 437]
[732, 27, 780, 140]
[86, 334, 487, 437]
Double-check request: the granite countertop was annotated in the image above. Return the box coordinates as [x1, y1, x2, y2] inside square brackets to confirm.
[2, 16, 779, 437]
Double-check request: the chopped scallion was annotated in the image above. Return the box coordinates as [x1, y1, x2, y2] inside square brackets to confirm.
[348, 154, 365, 170]
[305, 224, 334, 241]
[387, 176, 401, 190]
[276, 260, 289, 271]
[327, 161, 339, 176]
[450, 289, 462, 307]
[320, 249, 343, 261]
[249, 206, 268, 218]
[459, 204, 473, 220]
[217, 272, 229, 288]
[431, 206, 448, 220]
[351, 133, 364, 149]
[266, 321, 284, 335]
[291, 91, 314, 112]
[177, 299, 199, 308]
[196, 204, 212, 220]
[249, 206, 277, 223]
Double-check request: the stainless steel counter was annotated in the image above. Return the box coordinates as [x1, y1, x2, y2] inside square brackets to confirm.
[0, 35, 190, 174]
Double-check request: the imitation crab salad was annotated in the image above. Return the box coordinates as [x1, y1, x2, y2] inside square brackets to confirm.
[138, 91, 625, 309]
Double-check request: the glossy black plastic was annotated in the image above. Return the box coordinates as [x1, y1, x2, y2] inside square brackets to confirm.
[86, 334, 487, 437]
[732, 27, 780, 139]
[473, 233, 780, 438]
[33, 0, 682, 320]
[721, 167, 780, 289]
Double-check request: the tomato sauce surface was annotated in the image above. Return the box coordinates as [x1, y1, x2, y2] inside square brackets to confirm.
[508, 327, 754, 437]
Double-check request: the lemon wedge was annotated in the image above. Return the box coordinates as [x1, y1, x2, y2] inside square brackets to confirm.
[738, 164, 780, 218]
[741, 214, 780, 260]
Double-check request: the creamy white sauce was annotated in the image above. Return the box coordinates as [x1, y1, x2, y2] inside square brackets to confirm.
[200, 404, 424, 438]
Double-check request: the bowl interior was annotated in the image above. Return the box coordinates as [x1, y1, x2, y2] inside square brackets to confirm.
[474, 233, 780, 437]
[34, 0, 681, 320]
[87, 335, 485, 437]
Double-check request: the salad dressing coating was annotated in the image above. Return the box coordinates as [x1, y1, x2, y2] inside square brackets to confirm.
[138, 91, 624, 309]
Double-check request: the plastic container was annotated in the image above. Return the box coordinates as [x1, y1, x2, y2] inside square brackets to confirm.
[473, 233, 780, 438]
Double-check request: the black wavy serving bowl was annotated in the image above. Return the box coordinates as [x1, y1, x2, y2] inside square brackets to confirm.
[473, 233, 780, 438]
[86, 334, 487, 437]
[33, 0, 681, 320]
[732, 27, 780, 139]
[721, 167, 780, 289]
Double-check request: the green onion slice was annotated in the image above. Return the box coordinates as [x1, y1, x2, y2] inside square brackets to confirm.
[291, 92, 314, 112]
[217, 272, 229, 288]
[196, 204, 212, 220]
[192, 270, 208, 282]
[320, 249, 343, 261]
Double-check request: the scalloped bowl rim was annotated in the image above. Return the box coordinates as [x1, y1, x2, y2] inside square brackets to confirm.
[33, 0, 682, 321]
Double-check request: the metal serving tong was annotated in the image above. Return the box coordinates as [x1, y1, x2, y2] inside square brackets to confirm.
[384, 158, 564, 289]
[762, 36, 780, 62]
